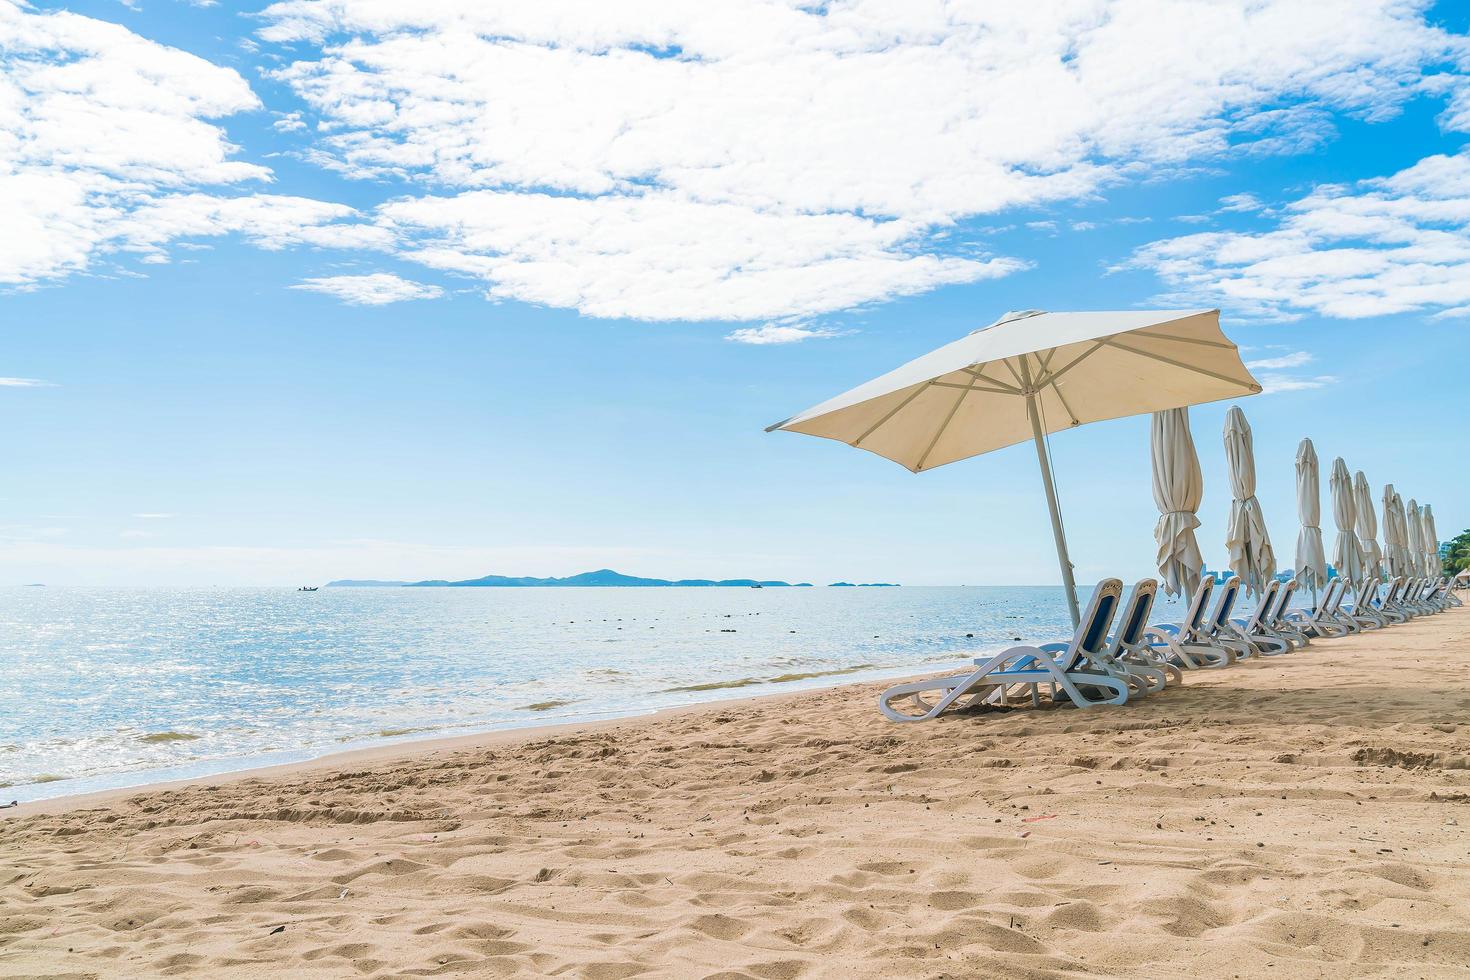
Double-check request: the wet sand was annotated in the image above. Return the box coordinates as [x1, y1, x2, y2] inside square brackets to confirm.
[2, 603, 1468, 977]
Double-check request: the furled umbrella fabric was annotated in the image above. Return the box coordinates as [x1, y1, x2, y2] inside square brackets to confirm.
[1294, 438, 1328, 593]
[1354, 471, 1382, 578]
[1223, 406, 1276, 596]
[1150, 408, 1205, 598]
[1406, 499, 1425, 578]
[1329, 458, 1363, 584]
[1424, 504, 1441, 577]
[1383, 485, 1406, 578]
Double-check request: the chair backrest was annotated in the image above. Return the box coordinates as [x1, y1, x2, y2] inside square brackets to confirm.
[1356, 578, 1380, 610]
[1245, 579, 1279, 631]
[1317, 578, 1345, 618]
[1383, 576, 1403, 605]
[1179, 576, 1215, 638]
[1269, 577, 1299, 625]
[1207, 576, 1241, 633]
[1068, 579, 1124, 667]
[1108, 578, 1158, 653]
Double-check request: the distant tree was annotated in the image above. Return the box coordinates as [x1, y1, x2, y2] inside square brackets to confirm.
[1445, 528, 1470, 575]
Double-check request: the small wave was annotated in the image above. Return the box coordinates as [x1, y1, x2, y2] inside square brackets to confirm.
[520, 699, 581, 712]
[664, 664, 878, 694]
[137, 731, 201, 744]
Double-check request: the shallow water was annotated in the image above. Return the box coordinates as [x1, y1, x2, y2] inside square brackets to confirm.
[0, 584, 1203, 801]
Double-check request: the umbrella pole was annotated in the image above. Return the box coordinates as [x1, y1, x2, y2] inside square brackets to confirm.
[1023, 387, 1081, 629]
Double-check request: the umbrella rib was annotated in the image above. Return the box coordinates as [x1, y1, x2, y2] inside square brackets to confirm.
[1102, 338, 1261, 391]
[1049, 379, 1080, 426]
[914, 377, 978, 471]
[851, 381, 935, 448]
[960, 365, 1021, 394]
[1034, 341, 1106, 389]
[932, 380, 1019, 395]
[1133, 330, 1236, 349]
[1001, 357, 1027, 388]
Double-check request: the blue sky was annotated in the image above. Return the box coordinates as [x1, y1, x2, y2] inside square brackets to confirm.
[2, 0, 1467, 586]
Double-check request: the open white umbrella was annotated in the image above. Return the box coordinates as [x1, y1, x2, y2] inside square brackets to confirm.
[1329, 458, 1363, 584]
[1151, 407, 1204, 598]
[767, 309, 1261, 626]
[1406, 498, 1424, 577]
[1223, 406, 1276, 596]
[1294, 438, 1328, 593]
[1353, 471, 1382, 578]
[1424, 504, 1441, 576]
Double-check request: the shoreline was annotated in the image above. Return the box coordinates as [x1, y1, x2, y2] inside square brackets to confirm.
[0, 667, 931, 819]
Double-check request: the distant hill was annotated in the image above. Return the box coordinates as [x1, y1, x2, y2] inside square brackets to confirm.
[828, 582, 901, 587]
[325, 568, 827, 588]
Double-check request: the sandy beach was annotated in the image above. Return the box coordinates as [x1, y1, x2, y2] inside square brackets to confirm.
[3, 605, 1469, 978]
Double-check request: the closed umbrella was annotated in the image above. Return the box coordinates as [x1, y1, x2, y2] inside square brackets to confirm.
[1329, 458, 1363, 584]
[1151, 407, 1204, 598]
[767, 309, 1261, 627]
[1422, 505, 1434, 575]
[1223, 406, 1276, 596]
[1399, 499, 1422, 575]
[1294, 438, 1328, 593]
[1383, 485, 1406, 577]
[1406, 498, 1424, 577]
[1353, 471, 1381, 578]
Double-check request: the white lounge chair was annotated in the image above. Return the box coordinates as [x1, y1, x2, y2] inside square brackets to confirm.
[1342, 579, 1387, 631]
[1284, 579, 1352, 638]
[878, 579, 1131, 722]
[1264, 578, 1310, 649]
[1227, 578, 1291, 655]
[1148, 577, 1236, 669]
[1091, 578, 1179, 696]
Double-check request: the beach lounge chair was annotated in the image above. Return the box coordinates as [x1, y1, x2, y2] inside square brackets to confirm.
[1343, 579, 1387, 631]
[1089, 578, 1179, 696]
[1227, 578, 1291, 655]
[1283, 578, 1352, 638]
[878, 579, 1131, 722]
[1148, 577, 1235, 669]
[1264, 578, 1310, 649]
[1376, 577, 1410, 624]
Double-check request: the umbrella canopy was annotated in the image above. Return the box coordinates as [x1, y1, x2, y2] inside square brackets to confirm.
[1329, 458, 1364, 584]
[1294, 438, 1328, 592]
[1223, 406, 1276, 596]
[1406, 499, 1424, 577]
[1424, 504, 1441, 576]
[1151, 407, 1205, 598]
[767, 309, 1261, 626]
[1353, 471, 1382, 576]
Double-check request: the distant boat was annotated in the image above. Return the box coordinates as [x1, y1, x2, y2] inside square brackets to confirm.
[750, 583, 763, 589]
[298, 586, 319, 592]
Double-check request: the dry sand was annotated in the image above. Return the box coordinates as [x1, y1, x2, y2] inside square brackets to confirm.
[3, 605, 1469, 978]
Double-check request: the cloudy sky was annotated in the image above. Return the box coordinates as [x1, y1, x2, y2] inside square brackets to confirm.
[2, 0, 1466, 586]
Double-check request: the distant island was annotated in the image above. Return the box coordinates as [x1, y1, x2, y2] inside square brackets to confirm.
[828, 582, 901, 588]
[325, 568, 898, 588]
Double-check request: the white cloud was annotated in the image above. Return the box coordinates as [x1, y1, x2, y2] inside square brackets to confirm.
[291, 271, 443, 305]
[252, 0, 1470, 322]
[725, 323, 847, 345]
[384, 191, 1017, 321]
[0, 376, 54, 387]
[1245, 350, 1313, 370]
[1219, 192, 1265, 213]
[1254, 372, 1338, 394]
[1129, 148, 1470, 320]
[0, 1, 377, 286]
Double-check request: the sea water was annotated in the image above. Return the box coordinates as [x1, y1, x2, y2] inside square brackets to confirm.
[0, 585, 1196, 802]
